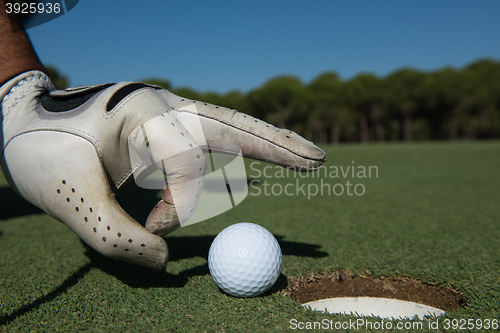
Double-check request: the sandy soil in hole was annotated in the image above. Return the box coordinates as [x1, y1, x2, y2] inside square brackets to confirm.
[286, 271, 466, 311]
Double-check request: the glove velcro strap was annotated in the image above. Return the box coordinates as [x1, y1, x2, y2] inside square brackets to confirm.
[40, 82, 163, 113]
[41, 83, 115, 112]
[106, 83, 161, 112]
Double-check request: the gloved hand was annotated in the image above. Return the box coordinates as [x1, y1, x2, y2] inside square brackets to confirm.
[0, 70, 326, 269]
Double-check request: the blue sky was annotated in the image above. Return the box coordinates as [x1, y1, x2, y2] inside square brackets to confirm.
[28, 0, 500, 93]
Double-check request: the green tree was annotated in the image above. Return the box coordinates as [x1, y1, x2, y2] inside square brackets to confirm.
[308, 72, 345, 143]
[170, 87, 200, 101]
[44, 60, 500, 142]
[463, 59, 500, 139]
[223, 90, 250, 114]
[45, 65, 69, 89]
[142, 78, 171, 90]
[385, 68, 425, 141]
[343, 73, 384, 142]
[199, 92, 224, 106]
[247, 76, 307, 133]
[421, 67, 470, 140]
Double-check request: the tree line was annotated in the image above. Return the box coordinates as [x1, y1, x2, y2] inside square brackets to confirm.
[47, 58, 500, 143]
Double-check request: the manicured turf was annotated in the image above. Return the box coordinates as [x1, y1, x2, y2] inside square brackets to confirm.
[1, 141, 499, 332]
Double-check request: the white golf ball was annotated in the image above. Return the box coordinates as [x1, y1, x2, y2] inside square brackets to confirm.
[208, 222, 282, 297]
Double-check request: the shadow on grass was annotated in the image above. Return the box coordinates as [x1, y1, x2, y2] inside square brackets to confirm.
[0, 233, 322, 326]
[0, 187, 43, 220]
[0, 241, 201, 327]
[263, 273, 288, 296]
[211, 273, 289, 298]
[166, 235, 328, 262]
[81, 241, 203, 288]
[1, 184, 326, 325]
[81, 234, 326, 286]
[0, 263, 92, 326]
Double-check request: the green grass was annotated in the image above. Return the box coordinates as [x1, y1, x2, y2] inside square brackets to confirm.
[1, 141, 499, 332]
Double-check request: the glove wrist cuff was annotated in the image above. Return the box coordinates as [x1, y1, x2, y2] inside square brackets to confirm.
[0, 70, 56, 117]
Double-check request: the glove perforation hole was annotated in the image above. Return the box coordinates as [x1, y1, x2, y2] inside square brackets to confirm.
[75, 207, 79, 212]
[125, 249, 130, 252]
[62, 180, 66, 184]
[138, 253, 143, 256]
[66, 198, 70, 202]
[71, 188, 76, 193]
[181, 132, 185, 136]
[117, 232, 122, 237]
[196, 155, 200, 159]
[81, 198, 84, 203]
[171, 122, 175, 126]
[57, 189, 61, 194]
[93, 227, 97, 233]
[98, 217, 102, 222]
[84, 217, 88, 222]
[189, 143, 193, 147]
[113, 244, 117, 248]
[89, 207, 93, 213]
[141, 244, 146, 247]
[107, 226, 110, 231]
[128, 239, 133, 243]
[102, 237, 106, 242]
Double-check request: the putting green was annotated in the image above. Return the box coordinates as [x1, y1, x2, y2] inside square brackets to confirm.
[1, 141, 499, 331]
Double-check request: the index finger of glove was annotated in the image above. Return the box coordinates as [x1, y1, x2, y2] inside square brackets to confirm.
[158, 91, 327, 172]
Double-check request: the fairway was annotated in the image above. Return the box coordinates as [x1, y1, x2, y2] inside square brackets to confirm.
[1, 141, 499, 331]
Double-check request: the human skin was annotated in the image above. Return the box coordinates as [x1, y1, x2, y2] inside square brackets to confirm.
[0, 0, 46, 86]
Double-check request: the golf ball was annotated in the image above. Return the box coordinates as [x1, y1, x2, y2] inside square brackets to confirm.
[208, 222, 282, 297]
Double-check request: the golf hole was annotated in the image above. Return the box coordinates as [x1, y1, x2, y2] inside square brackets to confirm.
[288, 271, 466, 319]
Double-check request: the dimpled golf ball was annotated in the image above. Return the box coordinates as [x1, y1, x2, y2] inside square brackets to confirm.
[208, 222, 282, 297]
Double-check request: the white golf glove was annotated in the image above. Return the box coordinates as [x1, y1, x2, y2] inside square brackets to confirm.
[0, 70, 326, 269]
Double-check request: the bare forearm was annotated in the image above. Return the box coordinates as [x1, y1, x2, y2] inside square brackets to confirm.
[0, 0, 46, 86]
